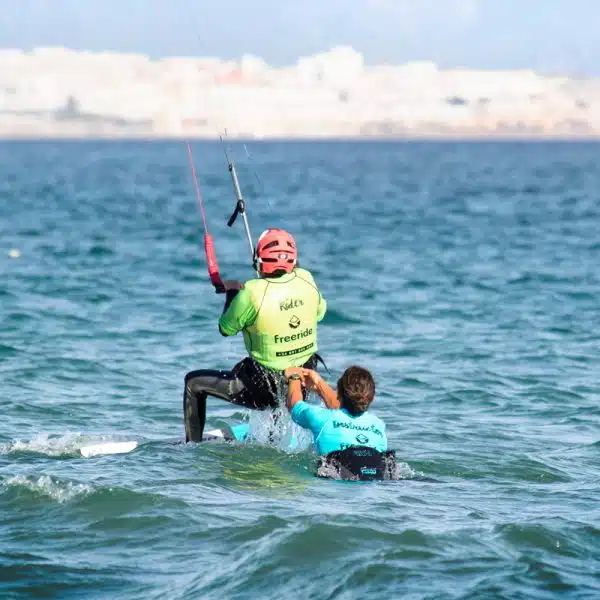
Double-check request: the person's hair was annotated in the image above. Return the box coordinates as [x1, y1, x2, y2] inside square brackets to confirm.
[337, 366, 375, 416]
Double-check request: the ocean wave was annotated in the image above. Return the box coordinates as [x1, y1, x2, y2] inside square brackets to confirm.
[1, 475, 92, 504]
[1, 433, 87, 457]
[0, 433, 138, 459]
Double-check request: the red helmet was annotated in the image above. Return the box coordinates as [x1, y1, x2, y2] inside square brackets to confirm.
[255, 228, 297, 275]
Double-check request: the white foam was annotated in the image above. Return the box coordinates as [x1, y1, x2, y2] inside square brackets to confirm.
[1, 433, 85, 457]
[1, 433, 138, 458]
[247, 406, 312, 453]
[395, 461, 418, 479]
[4, 475, 92, 503]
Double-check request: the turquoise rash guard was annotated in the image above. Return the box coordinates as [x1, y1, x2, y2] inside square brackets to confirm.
[291, 401, 387, 455]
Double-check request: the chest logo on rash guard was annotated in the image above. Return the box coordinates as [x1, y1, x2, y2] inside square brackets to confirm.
[274, 328, 313, 344]
[280, 298, 304, 311]
[356, 434, 369, 444]
[289, 315, 301, 329]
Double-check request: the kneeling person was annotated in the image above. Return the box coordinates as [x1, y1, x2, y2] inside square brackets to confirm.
[284, 365, 395, 480]
[183, 228, 327, 443]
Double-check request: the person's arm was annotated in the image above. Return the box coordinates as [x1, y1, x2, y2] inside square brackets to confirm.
[221, 280, 244, 315]
[283, 368, 330, 439]
[301, 368, 340, 409]
[283, 367, 305, 411]
[218, 283, 257, 337]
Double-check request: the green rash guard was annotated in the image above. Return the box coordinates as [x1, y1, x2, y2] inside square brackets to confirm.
[218, 267, 327, 371]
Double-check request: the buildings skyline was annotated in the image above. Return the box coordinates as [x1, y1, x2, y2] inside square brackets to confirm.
[1, 45, 599, 139]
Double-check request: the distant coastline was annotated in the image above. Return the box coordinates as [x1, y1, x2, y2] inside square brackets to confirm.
[2, 134, 600, 142]
[2, 46, 599, 140]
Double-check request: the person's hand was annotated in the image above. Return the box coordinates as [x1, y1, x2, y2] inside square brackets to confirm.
[222, 280, 244, 291]
[283, 367, 304, 383]
[299, 368, 324, 391]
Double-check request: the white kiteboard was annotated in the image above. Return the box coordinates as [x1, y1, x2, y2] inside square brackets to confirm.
[80, 441, 138, 458]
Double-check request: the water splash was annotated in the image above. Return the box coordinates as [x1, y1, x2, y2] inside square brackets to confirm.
[2, 475, 92, 503]
[246, 406, 312, 453]
[0, 433, 135, 458]
[1, 433, 86, 457]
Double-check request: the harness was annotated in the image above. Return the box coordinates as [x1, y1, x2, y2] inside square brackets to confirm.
[317, 446, 398, 481]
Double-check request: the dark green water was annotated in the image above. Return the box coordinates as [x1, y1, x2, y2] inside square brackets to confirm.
[1, 140, 599, 599]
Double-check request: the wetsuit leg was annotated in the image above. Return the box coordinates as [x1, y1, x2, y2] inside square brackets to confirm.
[183, 359, 281, 442]
[230, 358, 281, 409]
[183, 369, 246, 442]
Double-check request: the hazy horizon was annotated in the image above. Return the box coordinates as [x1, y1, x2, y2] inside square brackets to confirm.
[2, 0, 599, 76]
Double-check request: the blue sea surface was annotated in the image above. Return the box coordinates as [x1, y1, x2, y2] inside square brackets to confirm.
[1, 140, 599, 599]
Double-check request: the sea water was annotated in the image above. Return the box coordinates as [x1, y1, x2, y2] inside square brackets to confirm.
[1, 140, 599, 599]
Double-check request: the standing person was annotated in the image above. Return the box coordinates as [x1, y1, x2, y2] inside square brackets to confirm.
[283, 365, 395, 480]
[184, 228, 327, 442]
